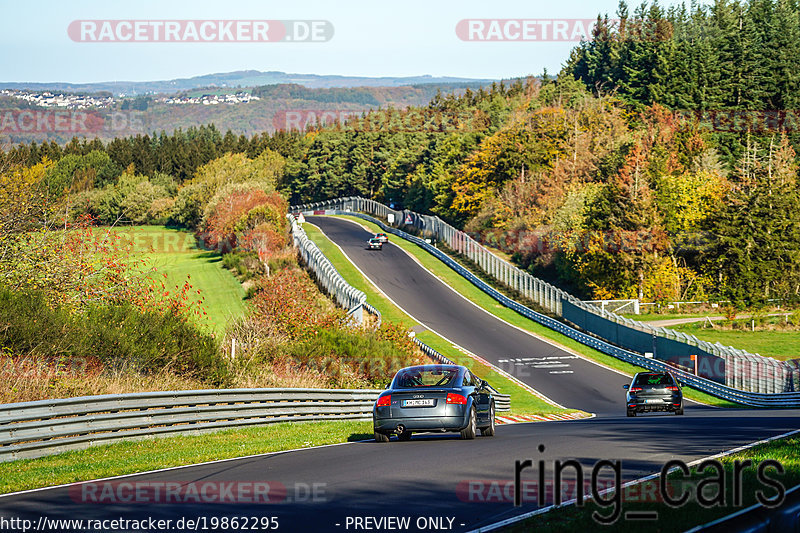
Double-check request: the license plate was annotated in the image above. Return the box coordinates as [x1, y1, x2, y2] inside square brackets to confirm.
[645, 399, 662, 404]
[403, 399, 435, 407]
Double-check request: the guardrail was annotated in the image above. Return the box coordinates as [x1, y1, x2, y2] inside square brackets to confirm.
[688, 483, 800, 532]
[0, 388, 381, 462]
[292, 203, 800, 407]
[288, 213, 366, 323]
[289, 214, 512, 412]
[293, 197, 800, 394]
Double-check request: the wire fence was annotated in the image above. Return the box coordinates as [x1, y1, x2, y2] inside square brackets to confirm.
[291, 197, 800, 396]
[289, 213, 512, 410]
[288, 213, 366, 324]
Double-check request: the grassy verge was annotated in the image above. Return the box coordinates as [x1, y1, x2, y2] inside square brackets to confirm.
[113, 226, 247, 336]
[671, 322, 800, 361]
[0, 420, 372, 495]
[509, 434, 800, 532]
[303, 224, 416, 329]
[303, 223, 576, 417]
[330, 216, 737, 408]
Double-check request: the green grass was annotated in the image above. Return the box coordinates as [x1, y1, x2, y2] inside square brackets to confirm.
[670, 322, 800, 361]
[509, 434, 800, 532]
[303, 223, 416, 329]
[110, 226, 247, 336]
[303, 223, 577, 417]
[0, 420, 372, 495]
[329, 216, 737, 408]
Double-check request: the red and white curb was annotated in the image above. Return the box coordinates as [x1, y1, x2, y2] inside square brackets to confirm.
[495, 411, 592, 425]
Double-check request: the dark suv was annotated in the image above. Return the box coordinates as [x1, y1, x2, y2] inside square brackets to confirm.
[624, 372, 683, 417]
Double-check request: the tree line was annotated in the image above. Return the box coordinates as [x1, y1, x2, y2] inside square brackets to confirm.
[2, 0, 799, 306]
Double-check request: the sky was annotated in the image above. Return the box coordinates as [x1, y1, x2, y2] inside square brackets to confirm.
[0, 0, 708, 83]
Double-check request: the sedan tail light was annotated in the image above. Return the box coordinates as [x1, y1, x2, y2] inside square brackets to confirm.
[446, 393, 467, 405]
[666, 386, 680, 391]
[629, 387, 642, 393]
[377, 395, 391, 407]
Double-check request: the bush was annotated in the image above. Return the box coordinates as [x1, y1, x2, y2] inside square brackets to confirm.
[249, 268, 343, 341]
[222, 251, 265, 281]
[284, 328, 421, 388]
[0, 286, 229, 386]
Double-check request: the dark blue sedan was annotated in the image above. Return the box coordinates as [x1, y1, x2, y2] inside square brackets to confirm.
[373, 364, 496, 442]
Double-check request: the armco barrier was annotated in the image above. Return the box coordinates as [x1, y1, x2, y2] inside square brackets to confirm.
[289, 213, 366, 323]
[0, 388, 380, 462]
[292, 197, 799, 395]
[290, 214, 512, 412]
[688, 483, 800, 532]
[293, 201, 800, 407]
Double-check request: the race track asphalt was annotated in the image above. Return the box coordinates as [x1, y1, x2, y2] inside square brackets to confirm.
[0, 215, 797, 533]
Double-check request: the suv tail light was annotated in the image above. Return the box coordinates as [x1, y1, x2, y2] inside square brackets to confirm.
[666, 386, 679, 391]
[629, 387, 642, 393]
[377, 395, 391, 407]
[446, 393, 467, 405]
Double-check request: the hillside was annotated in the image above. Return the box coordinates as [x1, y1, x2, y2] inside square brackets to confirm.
[0, 70, 497, 96]
[0, 81, 496, 144]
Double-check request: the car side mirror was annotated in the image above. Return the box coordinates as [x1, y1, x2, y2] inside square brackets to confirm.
[623, 384, 629, 390]
[481, 380, 489, 389]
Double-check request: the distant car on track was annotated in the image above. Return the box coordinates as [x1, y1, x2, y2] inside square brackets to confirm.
[624, 371, 684, 416]
[373, 364, 496, 442]
[366, 238, 383, 250]
[374, 232, 389, 243]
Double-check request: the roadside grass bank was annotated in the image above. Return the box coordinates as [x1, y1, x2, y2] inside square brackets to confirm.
[303, 223, 578, 418]
[112, 225, 247, 336]
[508, 434, 800, 533]
[0, 420, 372, 495]
[670, 322, 800, 362]
[329, 216, 737, 409]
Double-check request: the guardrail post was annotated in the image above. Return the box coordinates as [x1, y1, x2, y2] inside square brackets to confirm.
[296, 197, 800, 401]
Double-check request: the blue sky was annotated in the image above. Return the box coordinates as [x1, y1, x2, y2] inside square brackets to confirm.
[1, 0, 706, 83]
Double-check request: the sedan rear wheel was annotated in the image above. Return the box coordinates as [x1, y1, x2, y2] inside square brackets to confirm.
[675, 405, 684, 415]
[374, 431, 390, 443]
[626, 409, 636, 417]
[461, 407, 477, 440]
[480, 403, 496, 437]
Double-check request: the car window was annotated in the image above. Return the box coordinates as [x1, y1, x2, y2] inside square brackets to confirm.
[462, 371, 472, 387]
[395, 368, 458, 388]
[633, 373, 673, 386]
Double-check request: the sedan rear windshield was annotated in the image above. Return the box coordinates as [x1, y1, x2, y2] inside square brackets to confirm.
[394, 368, 459, 388]
[633, 373, 674, 386]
